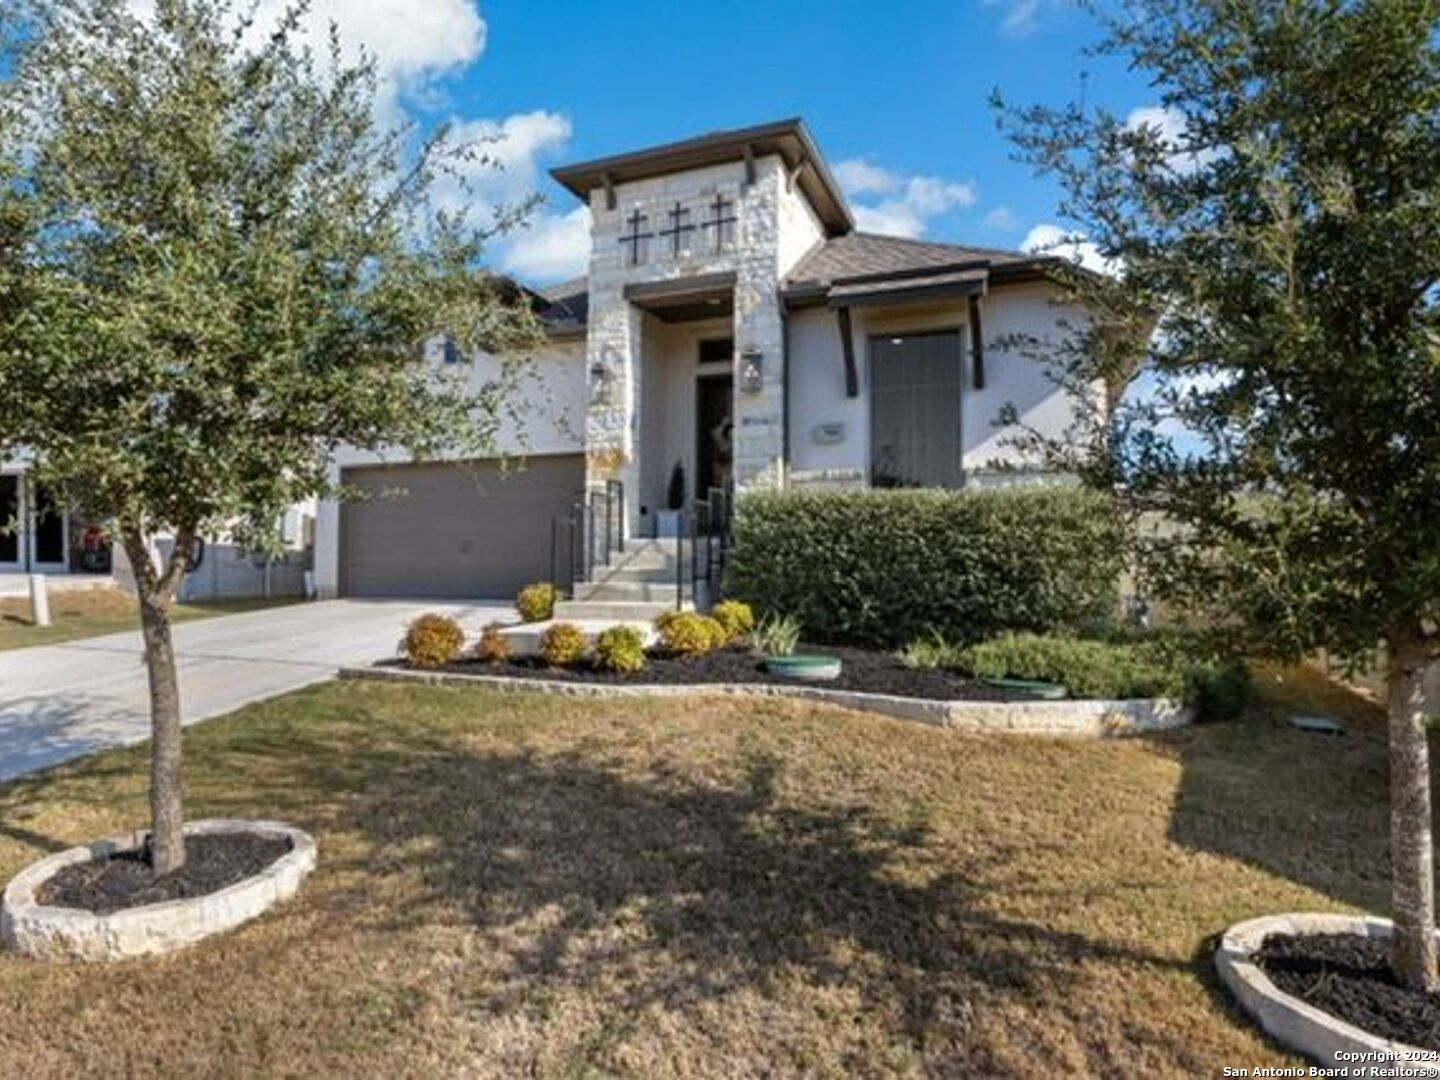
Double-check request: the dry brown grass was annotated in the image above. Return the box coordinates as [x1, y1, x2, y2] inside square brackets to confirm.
[0, 671, 1393, 1077]
[0, 588, 300, 651]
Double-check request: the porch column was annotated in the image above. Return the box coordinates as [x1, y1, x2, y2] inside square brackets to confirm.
[584, 283, 645, 536]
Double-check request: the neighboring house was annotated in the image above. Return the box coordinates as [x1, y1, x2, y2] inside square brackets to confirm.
[0, 462, 111, 578]
[314, 117, 1092, 600]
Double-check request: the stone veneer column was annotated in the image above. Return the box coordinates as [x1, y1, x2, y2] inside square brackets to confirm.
[583, 156, 800, 527]
[730, 163, 786, 492]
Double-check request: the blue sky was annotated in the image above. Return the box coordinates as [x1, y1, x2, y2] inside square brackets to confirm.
[205, 0, 1167, 283]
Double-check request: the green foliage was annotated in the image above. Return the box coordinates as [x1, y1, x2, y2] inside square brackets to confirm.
[473, 623, 511, 664]
[538, 623, 586, 667]
[957, 630, 1250, 721]
[401, 614, 465, 669]
[995, 2, 1440, 669]
[594, 625, 647, 673]
[656, 612, 724, 657]
[0, 0, 543, 566]
[747, 614, 802, 657]
[710, 600, 755, 642]
[727, 488, 1123, 647]
[897, 629, 967, 670]
[515, 583, 556, 624]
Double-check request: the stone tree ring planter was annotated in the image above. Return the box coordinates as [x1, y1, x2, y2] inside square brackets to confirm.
[1216, 912, 1440, 1074]
[1, 818, 316, 962]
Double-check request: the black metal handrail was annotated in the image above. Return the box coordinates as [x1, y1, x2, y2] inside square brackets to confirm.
[671, 484, 733, 611]
[550, 479, 625, 597]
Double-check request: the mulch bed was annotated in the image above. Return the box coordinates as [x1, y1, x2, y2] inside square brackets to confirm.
[1256, 932, 1440, 1050]
[37, 833, 293, 915]
[409, 643, 1019, 702]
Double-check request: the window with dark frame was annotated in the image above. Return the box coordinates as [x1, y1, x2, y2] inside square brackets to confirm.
[869, 331, 964, 489]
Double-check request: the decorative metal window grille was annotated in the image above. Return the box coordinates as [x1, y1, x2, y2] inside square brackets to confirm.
[619, 208, 652, 266]
[703, 194, 737, 253]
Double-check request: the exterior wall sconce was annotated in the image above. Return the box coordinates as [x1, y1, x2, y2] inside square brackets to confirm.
[589, 363, 617, 407]
[739, 348, 764, 394]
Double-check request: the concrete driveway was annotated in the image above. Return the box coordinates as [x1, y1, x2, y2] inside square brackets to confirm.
[0, 599, 512, 784]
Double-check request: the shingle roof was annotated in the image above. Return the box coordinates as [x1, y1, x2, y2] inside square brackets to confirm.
[786, 232, 1040, 290]
[536, 277, 589, 336]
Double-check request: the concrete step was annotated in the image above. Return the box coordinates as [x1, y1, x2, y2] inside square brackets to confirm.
[592, 564, 682, 585]
[553, 599, 685, 622]
[574, 580, 681, 603]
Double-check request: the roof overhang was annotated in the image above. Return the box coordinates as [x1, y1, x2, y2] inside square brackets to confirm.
[623, 271, 735, 323]
[551, 118, 853, 237]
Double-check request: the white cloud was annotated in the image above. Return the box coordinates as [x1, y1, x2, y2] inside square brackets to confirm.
[1021, 223, 1109, 273]
[983, 206, 1019, 231]
[984, 0, 1068, 37]
[498, 205, 591, 282]
[127, 0, 487, 119]
[832, 159, 900, 197]
[1124, 105, 1215, 175]
[835, 158, 977, 240]
[439, 110, 573, 211]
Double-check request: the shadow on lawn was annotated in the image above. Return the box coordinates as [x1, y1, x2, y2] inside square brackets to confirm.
[1162, 664, 1394, 916]
[185, 701, 1191, 1057]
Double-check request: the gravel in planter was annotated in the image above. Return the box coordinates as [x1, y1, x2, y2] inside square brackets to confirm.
[401, 644, 1018, 702]
[37, 833, 293, 915]
[1255, 932, 1440, 1050]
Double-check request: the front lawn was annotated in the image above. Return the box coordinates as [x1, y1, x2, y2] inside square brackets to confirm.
[0, 587, 303, 651]
[0, 667, 1386, 1075]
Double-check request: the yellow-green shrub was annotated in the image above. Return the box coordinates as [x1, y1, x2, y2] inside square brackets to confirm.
[710, 600, 755, 641]
[656, 611, 724, 656]
[594, 625, 647, 673]
[538, 622, 586, 666]
[515, 582, 556, 623]
[474, 622, 512, 663]
[401, 613, 465, 669]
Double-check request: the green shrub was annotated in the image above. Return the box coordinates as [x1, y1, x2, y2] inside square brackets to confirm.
[710, 599, 756, 641]
[957, 630, 1251, 719]
[897, 629, 966, 670]
[515, 582, 556, 623]
[657, 611, 723, 656]
[726, 488, 1123, 647]
[474, 622, 511, 663]
[748, 613, 801, 657]
[961, 632, 1178, 698]
[594, 625, 647, 673]
[538, 622, 586, 666]
[1184, 658, 1252, 723]
[401, 613, 465, 669]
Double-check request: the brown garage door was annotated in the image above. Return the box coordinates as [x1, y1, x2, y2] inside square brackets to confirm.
[340, 456, 584, 598]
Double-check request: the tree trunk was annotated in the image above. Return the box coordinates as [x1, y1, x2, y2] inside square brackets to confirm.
[122, 529, 192, 876]
[1387, 627, 1438, 992]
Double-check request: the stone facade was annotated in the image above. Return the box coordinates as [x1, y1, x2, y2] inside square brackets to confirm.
[583, 154, 825, 528]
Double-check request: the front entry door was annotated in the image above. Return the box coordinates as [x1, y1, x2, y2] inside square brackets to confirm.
[0, 475, 19, 570]
[696, 373, 734, 502]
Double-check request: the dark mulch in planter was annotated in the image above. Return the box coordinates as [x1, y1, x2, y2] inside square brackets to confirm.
[1255, 932, 1440, 1050]
[404, 643, 1018, 702]
[37, 833, 293, 915]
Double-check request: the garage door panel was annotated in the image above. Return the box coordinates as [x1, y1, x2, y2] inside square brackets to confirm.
[340, 456, 583, 598]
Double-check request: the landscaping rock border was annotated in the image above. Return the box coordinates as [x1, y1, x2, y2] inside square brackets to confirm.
[1216, 912, 1440, 1075]
[340, 665, 1193, 736]
[1, 819, 316, 962]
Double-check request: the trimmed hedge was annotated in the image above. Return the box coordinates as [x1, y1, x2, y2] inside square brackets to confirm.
[726, 488, 1124, 647]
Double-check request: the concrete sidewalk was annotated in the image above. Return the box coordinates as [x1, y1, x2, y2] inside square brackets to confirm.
[0, 598, 511, 783]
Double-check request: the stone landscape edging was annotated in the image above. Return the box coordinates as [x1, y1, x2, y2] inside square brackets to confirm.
[1, 818, 317, 962]
[1215, 912, 1440, 1075]
[340, 665, 1193, 736]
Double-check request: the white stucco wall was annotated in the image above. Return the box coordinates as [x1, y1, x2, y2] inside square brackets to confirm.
[787, 280, 1088, 485]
